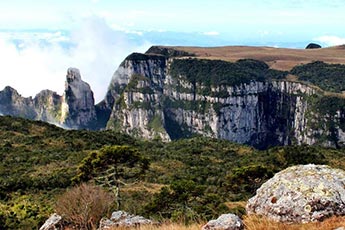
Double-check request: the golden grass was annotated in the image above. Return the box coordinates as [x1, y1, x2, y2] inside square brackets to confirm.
[243, 215, 345, 230]
[105, 215, 345, 230]
[161, 45, 345, 71]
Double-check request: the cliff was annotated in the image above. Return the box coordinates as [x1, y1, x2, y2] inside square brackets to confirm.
[100, 46, 345, 148]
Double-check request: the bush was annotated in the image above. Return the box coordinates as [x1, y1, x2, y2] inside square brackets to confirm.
[55, 183, 114, 230]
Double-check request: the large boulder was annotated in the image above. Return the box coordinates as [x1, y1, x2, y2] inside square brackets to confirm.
[202, 214, 244, 230]
[39, 213, 63, 230]
[246, 164, 345, 223]
[98, 211, 156, 229]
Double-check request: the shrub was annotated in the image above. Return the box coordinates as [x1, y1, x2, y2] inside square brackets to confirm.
[55, 183, 114, 230]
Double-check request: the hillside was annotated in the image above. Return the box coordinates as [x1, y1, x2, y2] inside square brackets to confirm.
[150, 45, 345, 71]
[1, 115, 345, 229]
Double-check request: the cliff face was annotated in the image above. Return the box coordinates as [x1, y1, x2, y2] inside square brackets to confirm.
[100, 49, 345, 148]
[2, 47, 345, 148]
[0, 68, 97, 129]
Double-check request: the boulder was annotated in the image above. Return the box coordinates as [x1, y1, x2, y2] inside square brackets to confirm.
[246, 164, 345, 223]
[39, 213, 63, 230]
[98, 211, 156, 229]
[202, 214, 244, 230]
[305, 43, 322, 49]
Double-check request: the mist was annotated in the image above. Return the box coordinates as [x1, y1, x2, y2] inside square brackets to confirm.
[0, 16, 151, 103]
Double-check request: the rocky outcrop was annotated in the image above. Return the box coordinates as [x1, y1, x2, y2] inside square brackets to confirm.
[39, 213, 64, 230]
[202, 214, 244, 230]
[98, 211, 156, 229]
[63, 68, 97, 129]
[246, 164, 345, 223]
[0, 68, 97, 129]
[0, 86, 36, 119]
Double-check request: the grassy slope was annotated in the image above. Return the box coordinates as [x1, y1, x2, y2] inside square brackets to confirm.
[159, 45, 345, 71]
[1, 115, 345, 228]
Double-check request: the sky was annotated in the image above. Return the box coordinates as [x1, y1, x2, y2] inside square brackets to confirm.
[0, 0, 345, 102]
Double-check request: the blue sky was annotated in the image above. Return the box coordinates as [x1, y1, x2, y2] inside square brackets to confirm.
[0, 0, 345, 102]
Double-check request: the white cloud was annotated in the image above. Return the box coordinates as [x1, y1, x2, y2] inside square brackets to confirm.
[203, 31, 220, 36]
[314, 35, 345, 47]
[0, 16, 151, 103]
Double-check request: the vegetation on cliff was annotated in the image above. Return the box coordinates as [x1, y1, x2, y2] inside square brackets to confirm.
[169, 58, 287, 87]
[291, 61, 345, 93]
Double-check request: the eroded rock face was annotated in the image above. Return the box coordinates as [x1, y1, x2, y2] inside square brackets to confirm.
[98, 211, 155, 229]
[63, 68, 97, 129]
[246, 164, 345, 223]
[202, 214, 244, 230]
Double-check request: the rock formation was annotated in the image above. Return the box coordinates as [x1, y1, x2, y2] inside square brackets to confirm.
[100, 48, 345, 148]
[0, 68, 97, 129]
[2, 46, 345, 148]
[202, 214, 244, 230]
[63, 68, 97, 129]
[98, 211, 156, 229]
[246, 164, 345, 223]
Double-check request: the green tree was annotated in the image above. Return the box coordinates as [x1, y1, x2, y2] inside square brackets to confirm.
[74, 145, 149, 209]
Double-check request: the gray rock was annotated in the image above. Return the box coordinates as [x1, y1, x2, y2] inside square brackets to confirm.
[63, 67, 97, 129]
[39, 213, 63, 230]
[202, 214, 244, 230]
[98, 211, 155, 229]
[246, 164, 345, 223]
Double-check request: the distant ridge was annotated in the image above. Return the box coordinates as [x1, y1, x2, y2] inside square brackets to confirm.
[150, 45, 345, 70]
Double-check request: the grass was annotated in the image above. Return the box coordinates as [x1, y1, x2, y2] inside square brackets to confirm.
[243, 215, 345, 230]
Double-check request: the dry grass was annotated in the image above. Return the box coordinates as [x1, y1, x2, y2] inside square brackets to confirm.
[243, 215, 345, 230]
[160, 45, 345, 71]
[121, 181, 164, 193]
[104, 215, 345, 230]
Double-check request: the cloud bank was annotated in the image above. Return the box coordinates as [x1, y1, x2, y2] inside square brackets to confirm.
[314, 35, 345, 47]
[0, 16, 151, 102]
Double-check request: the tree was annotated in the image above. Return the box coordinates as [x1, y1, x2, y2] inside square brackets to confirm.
[74, 145, 149, 209]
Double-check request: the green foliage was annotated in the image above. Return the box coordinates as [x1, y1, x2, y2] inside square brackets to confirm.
[2, 116, 345, 228]
[145, 46, 195, 57]
[74, 145, 149, 183]
[144, 180, 229, 223]
[291, 61, 345, 93]
[225, 165, 274, 196]
[169, 58, 287, 88]
[124, 53, 167, 62]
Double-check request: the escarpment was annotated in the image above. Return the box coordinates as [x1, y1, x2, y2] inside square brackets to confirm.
[100, 47, 345, 149]
[2, 46, 345, 148]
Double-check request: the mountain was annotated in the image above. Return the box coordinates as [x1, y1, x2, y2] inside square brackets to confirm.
[3, 45, 345, 148]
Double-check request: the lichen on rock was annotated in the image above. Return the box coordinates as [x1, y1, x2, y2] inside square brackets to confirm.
[246, 164, 345, 223]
